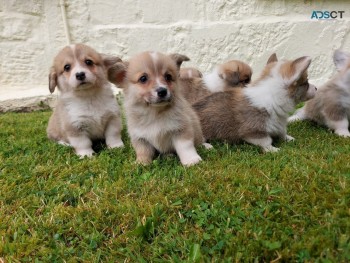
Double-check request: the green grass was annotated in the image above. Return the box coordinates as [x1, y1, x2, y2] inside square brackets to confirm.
[0, 110, 350, 262]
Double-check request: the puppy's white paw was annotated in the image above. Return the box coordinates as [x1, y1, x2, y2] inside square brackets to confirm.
[181, 154, 202, 167]
[285, 135, 295, 142]
[202, 143, 213, 150]
[288, 115, 301, 123]
[107, 139, 124, 149]
[335, 130, 350, 137]
[263, 146, 280, 153]
[76, 149, 95, 158]
[58, 141, 71, 147]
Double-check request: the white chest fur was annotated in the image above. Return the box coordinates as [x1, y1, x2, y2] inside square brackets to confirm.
[127, 107, 182, 153]
[62, 88, 119, 138]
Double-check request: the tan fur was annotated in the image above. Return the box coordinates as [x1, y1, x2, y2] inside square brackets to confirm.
[217, 60, 252, 88]
[108, 51, 209, 166]
[179, 60, 252, 104]
[193, 89, 270, 142]
[180, 67, 203, 79]
[193, 54, 315, 152]
[47, 43, 124, 157]
[179, 78, 211, 104]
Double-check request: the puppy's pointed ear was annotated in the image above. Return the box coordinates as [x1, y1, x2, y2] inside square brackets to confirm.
[290, 56, 312, 82]
[49, 67, 57, 93]
[100, 54, 122, 69]
[267, 53, 278, 64]
[333, 49, 350, 71]
[169, 53, 190, 69]
[108, 61, 128, 86]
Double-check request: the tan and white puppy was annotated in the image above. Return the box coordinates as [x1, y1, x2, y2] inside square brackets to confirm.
[108, 51, 211, 166]
[179, 59, 253, 104]
[193, 54, 317, 152]
[47, 43, 124, 157]
[203, 60, 252, 92]
[289, 50, 350, 137]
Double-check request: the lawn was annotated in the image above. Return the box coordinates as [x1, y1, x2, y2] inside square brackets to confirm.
[0, 109, 349, 262]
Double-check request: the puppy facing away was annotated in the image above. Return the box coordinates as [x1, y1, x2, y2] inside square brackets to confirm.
[180, 67, 203, 79]
[179, 59, 253, 105]
[193, 54, 317, 152]
[108, 51, 211, 166]
[289, 50, 350, 137]
[203, 60, 252, 92]
[47, 43, 124, 157]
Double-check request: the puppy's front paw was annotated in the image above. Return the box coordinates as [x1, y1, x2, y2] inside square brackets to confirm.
[285, 135, 295, 142]
[76, 149, 95, 158]
[288, 115, 300, 123]
[335, 130, 350, 137]
[136, 156, 153, 165]
[107, 139, 124, 149]
[181, 154, 202, 167]
[263, 146, 280, 153]
[202, 143, 213, 150]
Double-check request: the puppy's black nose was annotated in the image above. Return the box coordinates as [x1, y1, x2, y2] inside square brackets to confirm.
[156, 87, 168, 98]
[76, 72, 86, 81]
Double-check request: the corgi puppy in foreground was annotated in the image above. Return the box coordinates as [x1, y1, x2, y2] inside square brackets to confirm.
[289, 50, 350, 137]
[203, 60, 252, 92]
[47, 43, 124, 157]
[108, 51, 211, 166]
[193, 54, 317, 152]
[179, 59, 253, 104]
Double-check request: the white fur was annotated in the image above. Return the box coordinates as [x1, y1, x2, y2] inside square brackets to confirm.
[61, 86, 119, 140]
[203, 67, 225, 92]
[326, 118, 350, 137]
[126, 104, 181, 153]
[243, 63, 295, 136]
[244, 137, 279, 152]
[288, 107, 306, 122]
[173, 138, 202, 166]
[68, 135, 94, 158]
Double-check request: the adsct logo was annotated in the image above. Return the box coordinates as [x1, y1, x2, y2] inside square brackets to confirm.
[311, 11, 345, 20]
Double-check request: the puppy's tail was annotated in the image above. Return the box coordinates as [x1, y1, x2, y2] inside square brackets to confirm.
[288, 106, 307, 123]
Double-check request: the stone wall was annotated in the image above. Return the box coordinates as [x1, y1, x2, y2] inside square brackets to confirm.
[0, 0, 349, 103]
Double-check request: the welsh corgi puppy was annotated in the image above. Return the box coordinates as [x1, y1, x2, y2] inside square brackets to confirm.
[192, 54, 317, 152]
[203, 60, 252, 92]
[47, 43, 124, 157]
[179, 59, 253, 104]
[289, 50, 350, 137]
[108, 51, 211, 166]
[180, 67, 203, 79]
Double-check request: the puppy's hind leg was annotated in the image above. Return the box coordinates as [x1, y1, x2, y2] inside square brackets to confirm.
[244, 136, 279, 153]
[105, 116, 124, 148]
[288, 106, 307, 123]
[327, 118, 350, 137]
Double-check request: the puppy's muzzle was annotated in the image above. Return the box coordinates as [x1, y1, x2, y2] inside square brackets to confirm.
[156, 87, 168, 98]
[76, 72, 86, 81]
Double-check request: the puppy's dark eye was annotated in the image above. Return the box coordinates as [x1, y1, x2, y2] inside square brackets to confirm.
[164, 73, 173, 82]
[139, 75, 148, 83]
[244, 78, 250, 84]
[85, 59, 93, 66]
[64, 64, 71, 72]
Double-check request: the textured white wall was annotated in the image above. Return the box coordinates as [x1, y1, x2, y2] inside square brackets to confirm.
[0, 0, 350, 101]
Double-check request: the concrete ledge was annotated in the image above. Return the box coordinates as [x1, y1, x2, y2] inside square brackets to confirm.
[0, 95, 56, 113]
